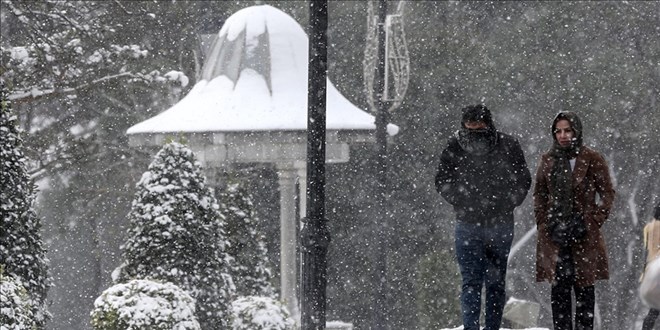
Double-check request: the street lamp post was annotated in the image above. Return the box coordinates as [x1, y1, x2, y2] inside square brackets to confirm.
[301, 1, 330, 329]
[372, 0, 389, 329]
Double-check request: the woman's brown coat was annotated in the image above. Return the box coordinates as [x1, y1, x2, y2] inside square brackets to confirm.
[534, 146, 616, 287]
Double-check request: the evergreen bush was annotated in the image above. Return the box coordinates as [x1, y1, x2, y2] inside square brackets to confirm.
[114, 142, 235, 329]
[0, 267, 36, 330]
[218, 179, 274, 297]
[230, 296, 294, 330]
[90, 279, 199, 330]
[0, 82, 49, 328]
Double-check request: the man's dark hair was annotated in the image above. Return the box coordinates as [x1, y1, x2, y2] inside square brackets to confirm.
[655, 201, 660, 220]
[461, 104, 493, 128]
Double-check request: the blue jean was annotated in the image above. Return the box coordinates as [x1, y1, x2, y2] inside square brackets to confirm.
[455, 221, 514, 330]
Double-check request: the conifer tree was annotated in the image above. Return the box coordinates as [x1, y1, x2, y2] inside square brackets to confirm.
[0, 82, 49, 328]
[219, 180, 274, 297]
[1, 266, 36, 330]
[114, 142, 235, 329]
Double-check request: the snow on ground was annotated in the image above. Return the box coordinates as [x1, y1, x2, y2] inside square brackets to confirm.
[440, 327, 549, 330]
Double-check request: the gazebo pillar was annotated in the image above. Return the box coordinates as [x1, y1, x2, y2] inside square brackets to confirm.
[296, 162, 307, 222]
[295, 162, 307, 323]
[276, 162, 303, 324]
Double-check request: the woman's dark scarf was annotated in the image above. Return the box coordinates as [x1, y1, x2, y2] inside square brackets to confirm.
[549, 112, 583, 234]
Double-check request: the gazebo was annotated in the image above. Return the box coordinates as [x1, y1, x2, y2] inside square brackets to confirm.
[126, 4, 398, 323]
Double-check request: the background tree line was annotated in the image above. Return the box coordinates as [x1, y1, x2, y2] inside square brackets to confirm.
[1, 1, 659, 329]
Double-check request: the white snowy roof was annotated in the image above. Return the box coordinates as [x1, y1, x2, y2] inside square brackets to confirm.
[127, 5, 398, 136]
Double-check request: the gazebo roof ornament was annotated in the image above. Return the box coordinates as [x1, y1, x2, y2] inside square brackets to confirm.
[127, 5, 398, 136]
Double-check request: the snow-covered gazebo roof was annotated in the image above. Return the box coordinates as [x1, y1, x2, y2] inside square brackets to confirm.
[126, 4, 398, 135]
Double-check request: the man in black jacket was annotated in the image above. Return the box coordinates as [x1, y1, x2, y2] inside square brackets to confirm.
[435, 104, 531, 330]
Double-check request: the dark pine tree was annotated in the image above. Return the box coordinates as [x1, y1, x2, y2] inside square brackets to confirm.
[218, 179, 274, 297]
[0, 82, 50, 328]
[114, 142, 235, 329]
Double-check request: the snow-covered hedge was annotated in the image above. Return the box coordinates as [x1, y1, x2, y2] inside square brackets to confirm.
[115, 142, 235, 329]
[219, 180, 274, 297]
[90, 279, 199, 330]
[1, 82, 49, 329]
[0, 270, 36, 330]
[230, 296, 294, 330]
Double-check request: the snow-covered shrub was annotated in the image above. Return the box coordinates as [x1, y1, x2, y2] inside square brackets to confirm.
[0, 82, 49, 328]
[230, 296, 294, 330]
[90, 279, 199, 330]
[114, 142, 235, 329]
[219, 180, 274, 297]
[0, 267, 36, 330]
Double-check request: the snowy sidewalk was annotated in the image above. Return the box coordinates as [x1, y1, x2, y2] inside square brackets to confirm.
[441, 327, 549, 330]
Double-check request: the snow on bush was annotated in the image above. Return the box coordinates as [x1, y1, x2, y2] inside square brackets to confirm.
[230, 296, 294, 330]
[90, 279, 199, 330]
[1, 82, 49, 328]
[114, 142, 235, 329]
[0, 269, 36, 330]
[219, 180, 274, 297]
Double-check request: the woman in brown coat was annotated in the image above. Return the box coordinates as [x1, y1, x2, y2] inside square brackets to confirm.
[534, 112, 615, 330]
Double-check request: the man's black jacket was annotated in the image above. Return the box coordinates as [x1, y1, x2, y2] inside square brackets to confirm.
[435, 132, 532, 225]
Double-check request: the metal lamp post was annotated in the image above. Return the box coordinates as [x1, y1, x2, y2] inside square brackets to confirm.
[372, 1, 389, 329]
[364, 1, 409, 328]
[301, 1, 330, 329]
